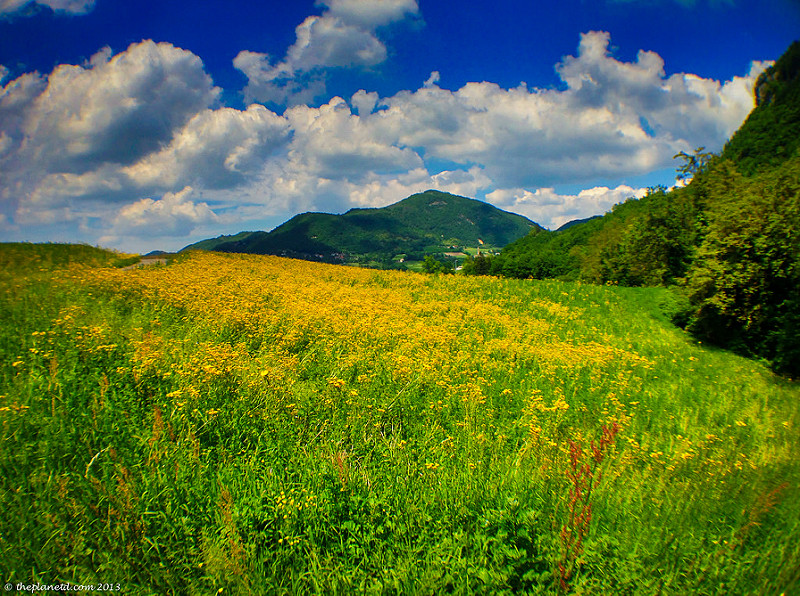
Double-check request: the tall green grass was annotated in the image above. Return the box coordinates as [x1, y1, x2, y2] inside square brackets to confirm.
[1, 244, 798, 594]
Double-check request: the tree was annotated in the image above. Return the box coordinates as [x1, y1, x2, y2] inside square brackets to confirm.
[579, 186, 700, 286]
[422, 255, 454, 274]
[462, 254, 492, 276]
[674, 147, 716, 183]
[682, 156, 800, 375]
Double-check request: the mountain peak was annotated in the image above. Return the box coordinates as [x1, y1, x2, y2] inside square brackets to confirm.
[182, 192, 541, 267]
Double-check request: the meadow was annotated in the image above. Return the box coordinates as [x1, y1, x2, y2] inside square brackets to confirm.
[1, 243, 798, 594]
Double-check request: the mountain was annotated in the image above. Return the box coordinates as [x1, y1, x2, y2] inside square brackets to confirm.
[183, 190, 540, 266]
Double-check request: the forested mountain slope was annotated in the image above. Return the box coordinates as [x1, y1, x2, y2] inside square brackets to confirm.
[183, 190, 539, 266]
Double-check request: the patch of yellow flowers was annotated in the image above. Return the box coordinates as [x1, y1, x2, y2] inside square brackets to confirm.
[83, 252, 650, 387]
[73, 251, 665, 464]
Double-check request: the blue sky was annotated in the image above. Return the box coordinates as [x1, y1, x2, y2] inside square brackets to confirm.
[1, 0, 798, 252]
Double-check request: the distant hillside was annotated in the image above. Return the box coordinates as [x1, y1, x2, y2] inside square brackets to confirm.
[181, 231, 258, 252]
[0, 242, 141, 274]
[555, 215, 602, 232]
[185, 190, 540, 266]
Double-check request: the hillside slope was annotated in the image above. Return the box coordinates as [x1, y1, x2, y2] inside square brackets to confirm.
[181, 231, 258, 252]
[721, 40, 800, 175]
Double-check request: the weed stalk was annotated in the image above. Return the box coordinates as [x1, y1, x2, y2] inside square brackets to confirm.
[558, 422, 620, 593]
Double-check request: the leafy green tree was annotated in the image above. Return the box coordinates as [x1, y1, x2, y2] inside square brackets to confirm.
[491, 224, 595, 280]
[472, 253, 492, 275]
[682, 156, 800, 375]
[461, 254, 493, 276]
[579, 186, 701, 286]
[673, 147, 716, 183]
[422, 255, 454, 274]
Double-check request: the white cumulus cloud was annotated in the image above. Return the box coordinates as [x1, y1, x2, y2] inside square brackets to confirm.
[1, 41, 295, 228]
[320, 0, 420, 28]
[0, 70, 47, 158]
[487, 185, 649, 230]
[359, 31, 766, 189]
[21, 41, 219, 173]
[235, 0, 419, 105]
[284, 96, 423, 180]
[109, 186, 218, 239]
[121, 104, 291, 190]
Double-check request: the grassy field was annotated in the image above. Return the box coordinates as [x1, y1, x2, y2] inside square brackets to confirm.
[1, 243, 798, 594]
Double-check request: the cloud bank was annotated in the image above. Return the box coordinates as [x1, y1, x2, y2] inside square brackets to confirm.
[0, 29, 767, 250]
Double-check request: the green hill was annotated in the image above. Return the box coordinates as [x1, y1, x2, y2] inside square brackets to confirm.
[184, 190, 540, 266]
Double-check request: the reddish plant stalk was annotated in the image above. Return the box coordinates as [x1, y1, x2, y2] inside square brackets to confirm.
[558, 422, 620, 593]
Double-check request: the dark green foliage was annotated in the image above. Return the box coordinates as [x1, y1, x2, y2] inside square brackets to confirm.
[181, 230, 258, 252]
[674, 41, 800, 374]
[555, 215, 601, 231]
[488, 186, 701, 285]
[674, 147, 716, 183]
[682, 156, 800, 375]
[489, 218, 606, 280]
[421, 255, 454, 274]
[581, 186, 702, 286]
[461, 253, 493, 275]
[379, 190, 538, 245]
